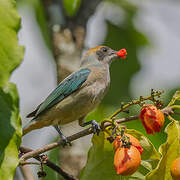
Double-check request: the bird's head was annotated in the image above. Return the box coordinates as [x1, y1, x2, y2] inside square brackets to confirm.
[80, 46, 126, 67]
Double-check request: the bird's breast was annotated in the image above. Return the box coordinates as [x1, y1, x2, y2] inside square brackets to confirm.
[81, 64, 110, 104]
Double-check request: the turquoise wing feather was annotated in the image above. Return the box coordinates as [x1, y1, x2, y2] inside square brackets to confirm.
[31, 68, 91, 118]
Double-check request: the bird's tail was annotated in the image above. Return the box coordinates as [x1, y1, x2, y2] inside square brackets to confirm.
[22, 119, 37, 136]
[23, 118, 44, 136]
[23, 117, 51, 136]
[26, 103, 42, 118]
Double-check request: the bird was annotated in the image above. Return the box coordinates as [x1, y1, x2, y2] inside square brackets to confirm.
[23, 46, 127, 145]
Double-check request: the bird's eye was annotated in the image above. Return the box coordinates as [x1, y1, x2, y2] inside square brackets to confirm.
[101, 47, 108, 52]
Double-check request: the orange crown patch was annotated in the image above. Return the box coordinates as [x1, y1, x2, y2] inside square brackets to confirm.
[85, 46, 105, 55]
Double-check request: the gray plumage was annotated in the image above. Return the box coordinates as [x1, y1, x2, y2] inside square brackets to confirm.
[23, 46, 120, 135]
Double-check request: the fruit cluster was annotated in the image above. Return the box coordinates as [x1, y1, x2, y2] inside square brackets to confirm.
[116, 49, 127, 59]
[113, 104, 166, 176]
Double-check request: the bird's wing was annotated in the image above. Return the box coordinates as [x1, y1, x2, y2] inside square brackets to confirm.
[27, 68, 91, 118]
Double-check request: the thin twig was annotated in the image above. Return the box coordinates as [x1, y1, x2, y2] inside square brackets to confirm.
[20, 161, 40, 166]
[109, 90, 163, 119]
[115, 114, 140, 124]
[20, 146, 77, 180]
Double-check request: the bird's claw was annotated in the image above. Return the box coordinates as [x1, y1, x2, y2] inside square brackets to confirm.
[61, 136, 72, 147]
[91, 120, 101, 135]
[54, 125, 72, 147]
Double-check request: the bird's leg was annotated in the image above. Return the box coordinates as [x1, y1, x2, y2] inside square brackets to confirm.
[78, 117, 101, 135]
[53, 125, 72, 147]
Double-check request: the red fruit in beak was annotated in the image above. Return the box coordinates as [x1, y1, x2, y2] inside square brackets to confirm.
[116, 49, 127, 59]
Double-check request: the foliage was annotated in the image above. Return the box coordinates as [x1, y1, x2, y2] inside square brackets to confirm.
[80, 130, 159, 180]
[80, 91, 180, 179]
[0, 0, 24, 87]
[1, 0, 180, 179]
[0, 85, 22, 180]
[145, 91, 180, 179]
[0, 0, 24, 179]
[145, 120, 180, 180]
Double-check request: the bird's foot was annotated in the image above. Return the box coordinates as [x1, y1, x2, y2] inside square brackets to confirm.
[61, 136, 72, 147]
[90, 120, 101, 135]
[53, 125, 72, 147]
[79, 120, 101, 135]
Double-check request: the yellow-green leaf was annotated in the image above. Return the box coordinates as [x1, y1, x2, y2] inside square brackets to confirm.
[145, 121, 180, 180]
[0, 0, 23, 179]
[0, 0, 24, 87]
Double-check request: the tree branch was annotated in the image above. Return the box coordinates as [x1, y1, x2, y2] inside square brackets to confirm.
[20, 106, 173, 162]
[20, 127, 93, 161]
[115, 114, 139, 124]
[19, 115, 142, 162]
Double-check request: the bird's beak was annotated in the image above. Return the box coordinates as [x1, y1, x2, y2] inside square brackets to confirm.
[109, 50, 119, 60]
[108, 49, 127, 64]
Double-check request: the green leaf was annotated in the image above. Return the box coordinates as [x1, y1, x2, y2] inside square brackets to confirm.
[63, 0, 81, 17]
[0, 84, 22, 180]
[80, 130, 160, 180]
[0, 0, 24, 87]
[0, 0, 23, 179]
[145, 121, 180, 180]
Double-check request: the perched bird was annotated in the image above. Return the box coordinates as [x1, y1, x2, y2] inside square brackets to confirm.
[23, 46, 127, 145]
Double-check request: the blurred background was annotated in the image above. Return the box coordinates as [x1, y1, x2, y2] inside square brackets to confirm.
[12, 0, 180, 179]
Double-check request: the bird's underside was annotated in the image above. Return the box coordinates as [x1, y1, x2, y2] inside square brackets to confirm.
[23, 65, 109, 135]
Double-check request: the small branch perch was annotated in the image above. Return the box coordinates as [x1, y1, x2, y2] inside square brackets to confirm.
[20, 161, 40, 166]
[20, 127, 93, 161]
